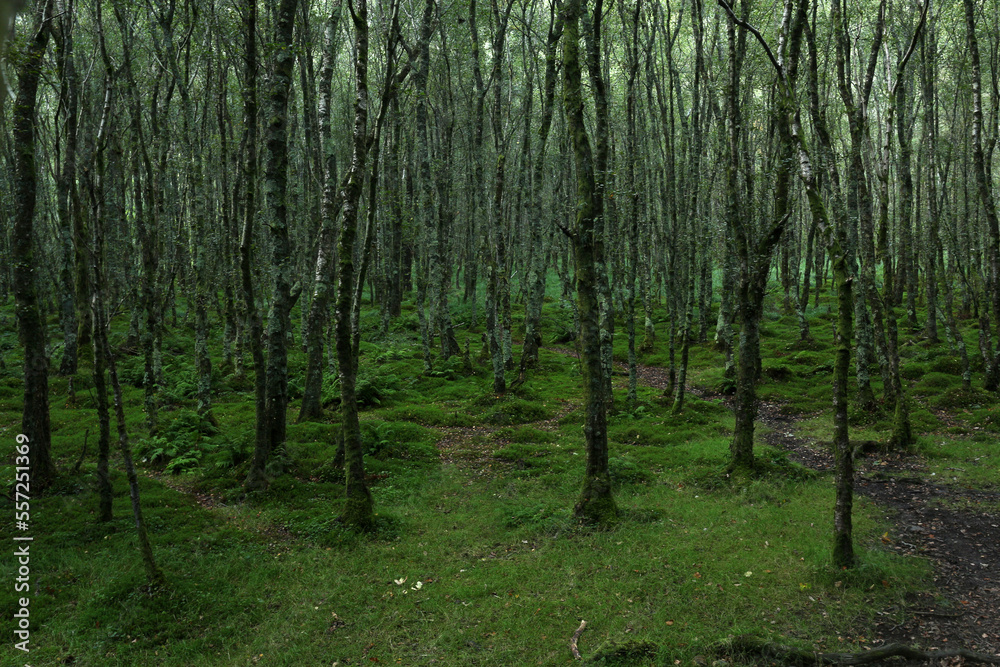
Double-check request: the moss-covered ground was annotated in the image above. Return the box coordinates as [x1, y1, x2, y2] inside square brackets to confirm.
[1, 284, 996, 665]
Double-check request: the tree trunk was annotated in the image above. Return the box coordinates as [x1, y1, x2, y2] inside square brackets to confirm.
[87, 49, 163, 584]
[299, 2, 344, 423]
[565, 0, 617, 525]
[12, 0, 56, 493]
[963, 0, 1000, 390]
[337, 0, 375, 531]
[242, 0, 271, 492]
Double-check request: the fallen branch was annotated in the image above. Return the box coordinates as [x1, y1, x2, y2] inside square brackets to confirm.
[724, 634, 1000, 665]
[570, 620, 587, 660]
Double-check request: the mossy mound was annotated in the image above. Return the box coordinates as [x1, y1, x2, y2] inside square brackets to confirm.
[584, 639, 658, 665]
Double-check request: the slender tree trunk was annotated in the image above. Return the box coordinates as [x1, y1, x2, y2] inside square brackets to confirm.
[300, 2, 344, 422]
[256, 0, 301, 485]
[87, 52, 163, 584]
[54, 8, 80, 377]
[565, 0, 616, 525]
[515, 6, 563, 383]
[242, 0, 270, 492]
[337, 0, 375, 531]
[12, 0, 56, 492]
[963, 0, 1000, 390]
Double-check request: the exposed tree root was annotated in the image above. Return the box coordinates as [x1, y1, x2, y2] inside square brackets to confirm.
[723, 635, 1000, 665]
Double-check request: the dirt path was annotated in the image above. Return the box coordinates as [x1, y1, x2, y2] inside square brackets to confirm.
[745, 403, 1000, 656]
[630, 359, 1000, 657]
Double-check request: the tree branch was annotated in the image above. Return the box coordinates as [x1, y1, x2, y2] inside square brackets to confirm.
[716, 0, 785, 86]
[569, 620, 587, 659]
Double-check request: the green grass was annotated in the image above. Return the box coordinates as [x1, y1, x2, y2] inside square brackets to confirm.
[0, 284, 994, 665]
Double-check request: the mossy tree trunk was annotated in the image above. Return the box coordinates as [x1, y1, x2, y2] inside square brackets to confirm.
[12, 0, 56, 493]
[564, 0, 617, 526]
[672, 0, 704, 416]
[725, 0, 800, 469]
[85, 77, 115, 525]
[152, 2, 216, 425]
[918, 19, 941, 345]
[720, 0, 855, 567]
[833, 0, 885, 411]
[963, 0, 1000, 392]
[112, 0, 163, 437]
[53, 8, 80, 378]
[414, 0, 436, 375]
[622, 0, 642, 406]
[875, 7, 926, 448]
[241, 0, 271, 493]
[581, 2, 614, 417]
[337, 0, 375, 532]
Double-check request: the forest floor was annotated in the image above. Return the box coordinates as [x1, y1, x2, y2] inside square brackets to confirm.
[628, 359, 1000, 659]
[7, 295, 1000, 665]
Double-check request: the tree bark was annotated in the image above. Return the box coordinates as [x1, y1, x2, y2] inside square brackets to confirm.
[299, 1, 344, 423]
[12, 0, 56, 493]
[565, 0, 617, 525]
[963, 0, 1000, 390]
[337, 0, 375, 531]
[242, 0, 271, 492]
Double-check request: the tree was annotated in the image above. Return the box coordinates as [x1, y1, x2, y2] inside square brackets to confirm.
[719, 0, 856, 568]
[564, 0, 617, 525]
[245, 0, 303, 492]
[12, 0, 56, 492]
[723, 0, 800, 471]
[337, 0, 374, 531]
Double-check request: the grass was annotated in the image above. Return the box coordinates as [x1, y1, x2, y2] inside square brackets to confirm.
[0, 284, 995, 665]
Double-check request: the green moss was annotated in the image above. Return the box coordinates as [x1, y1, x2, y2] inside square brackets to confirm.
[900, 361, 928, 380]
[384, 404, 475, 427]
[914, 371, 957, 392]
[494, 425, 556, 444]
[584, 639, 658, 664]
[929, 386, 989, 411]
[928, 355, 966, 375]
[481, 397, 552, 425]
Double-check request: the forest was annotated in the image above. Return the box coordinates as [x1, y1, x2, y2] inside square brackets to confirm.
[2, 0, 1000, 663]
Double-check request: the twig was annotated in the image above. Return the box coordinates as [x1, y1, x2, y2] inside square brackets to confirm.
[570, 620, 587, 660]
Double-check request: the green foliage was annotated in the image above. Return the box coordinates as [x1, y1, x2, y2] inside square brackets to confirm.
[503, 501, 567, 529]
[929, 386, 989, 411]
[2, 285, 991, 666]
[360, 420, 438, 461]
[900, 361, 928, 380]
[322, 367, 401, 408]
[136, 409, 225, 474]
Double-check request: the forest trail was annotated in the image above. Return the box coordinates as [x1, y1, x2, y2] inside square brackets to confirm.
[624, 356, 1000, 657]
